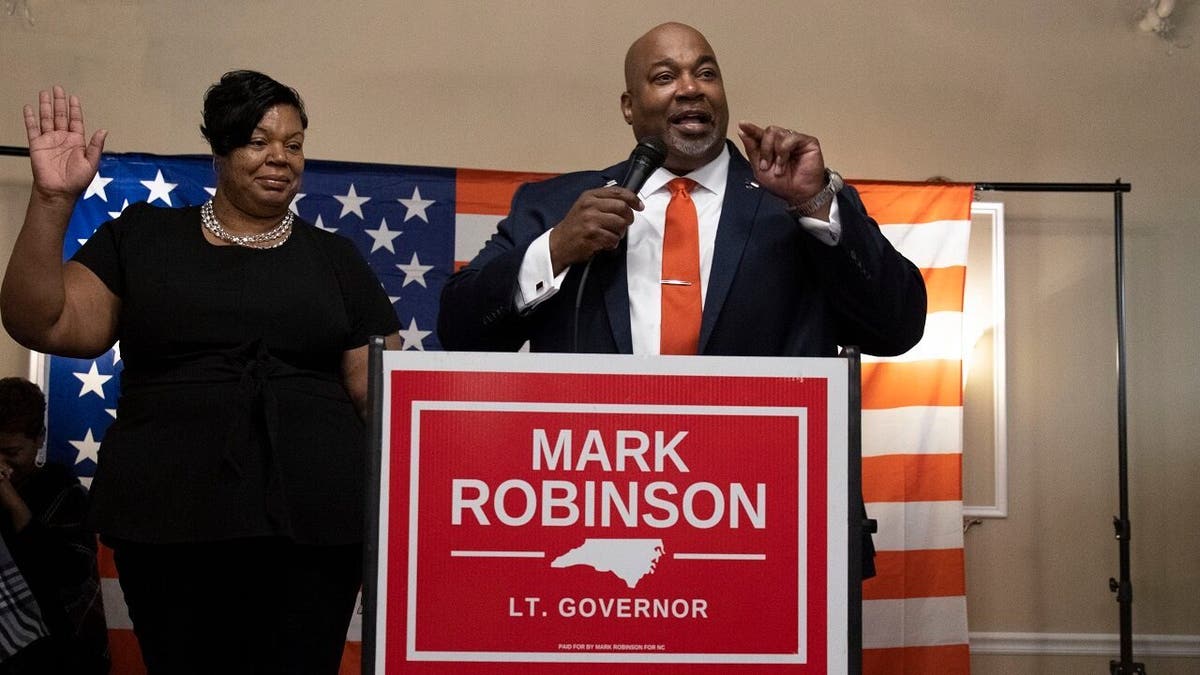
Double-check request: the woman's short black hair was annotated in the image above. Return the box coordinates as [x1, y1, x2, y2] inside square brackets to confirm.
[0, 377, 46, 440]
[200, 70, 308, 156]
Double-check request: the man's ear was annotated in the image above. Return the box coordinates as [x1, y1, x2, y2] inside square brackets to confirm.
[620, 92, 633, 125]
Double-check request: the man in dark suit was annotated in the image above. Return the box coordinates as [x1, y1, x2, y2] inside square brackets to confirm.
[439, 23, 923, 580]
[438, 22, 926, 359]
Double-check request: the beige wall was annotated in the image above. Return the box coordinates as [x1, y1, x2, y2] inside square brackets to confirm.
[2, 2, 1197, 672]
[0, 186, 29, 372]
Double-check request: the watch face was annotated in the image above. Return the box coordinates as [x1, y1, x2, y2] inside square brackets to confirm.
[828, 170, 844, 192]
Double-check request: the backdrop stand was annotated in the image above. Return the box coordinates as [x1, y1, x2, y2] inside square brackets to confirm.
[842, 345, 867, 675]
[975, 180, 1142, 674]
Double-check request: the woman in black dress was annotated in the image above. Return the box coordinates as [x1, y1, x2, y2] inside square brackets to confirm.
[1, 72, 400, 674]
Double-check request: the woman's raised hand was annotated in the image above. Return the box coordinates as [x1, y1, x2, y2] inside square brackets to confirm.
[22, 85, 108, 201]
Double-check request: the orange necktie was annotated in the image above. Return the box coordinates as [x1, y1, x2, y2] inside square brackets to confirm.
[660, 178, 702, 355]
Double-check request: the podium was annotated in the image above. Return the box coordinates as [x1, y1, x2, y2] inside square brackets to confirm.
[363, 347, 865, 674]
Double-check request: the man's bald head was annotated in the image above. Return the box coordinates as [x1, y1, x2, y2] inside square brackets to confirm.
[620, 22, 729, 173]
[623, 22, 714, 90]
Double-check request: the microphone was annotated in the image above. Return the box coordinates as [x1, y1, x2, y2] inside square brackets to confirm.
[618, 136, 668, 193]
[573, 137, 668, 353]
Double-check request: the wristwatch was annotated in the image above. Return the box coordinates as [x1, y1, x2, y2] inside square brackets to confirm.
[787, 169, 844, 218]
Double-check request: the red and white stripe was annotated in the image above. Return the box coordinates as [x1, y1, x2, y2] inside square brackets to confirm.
[854, 181, 975, 675]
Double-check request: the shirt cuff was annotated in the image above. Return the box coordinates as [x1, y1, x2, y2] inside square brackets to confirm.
[796, 197, 842, 246]
[515, 229, 566, 312]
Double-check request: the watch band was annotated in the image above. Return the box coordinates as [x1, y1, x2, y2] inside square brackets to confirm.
[788, 169, 844, 218]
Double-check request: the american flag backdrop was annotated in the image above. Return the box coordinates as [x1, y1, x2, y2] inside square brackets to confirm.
[36, 153, 972, 674]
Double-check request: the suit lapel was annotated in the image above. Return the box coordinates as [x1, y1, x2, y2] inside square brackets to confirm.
[601, 239, 633, 353]
[699, 147, 763, 352]
[599, 163, 634, 353]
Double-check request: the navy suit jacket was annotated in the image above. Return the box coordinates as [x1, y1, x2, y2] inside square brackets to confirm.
[439, 144, 927, 358]
[437, 144, 919, 579]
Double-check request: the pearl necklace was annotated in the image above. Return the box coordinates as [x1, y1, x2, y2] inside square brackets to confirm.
[201, 200, 294, 249]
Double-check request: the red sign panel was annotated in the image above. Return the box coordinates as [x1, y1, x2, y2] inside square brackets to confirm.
[373, 353, 848, 674]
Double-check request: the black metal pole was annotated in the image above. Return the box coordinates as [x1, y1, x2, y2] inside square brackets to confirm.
[1108, 187, 1144, 674]
[977, 179, 1141, 673]
[843, 345, 865, 675]
[975, 181, 1131, 193]
[362, 336, 386, 675]
[0, 145, 29, 157]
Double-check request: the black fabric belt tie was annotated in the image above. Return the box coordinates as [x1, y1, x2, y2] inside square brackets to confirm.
[119, 340, 346, 538]
[219, 339, 291, 531]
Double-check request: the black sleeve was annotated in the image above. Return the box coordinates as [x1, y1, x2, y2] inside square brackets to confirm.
[7, 466, 105, 646]
[328, 235, 402, 349]
[820, 186, 928, 356]
[10, 486, 95, 591]
[69, 201, 165, 300]
[437, 181, 552, 351]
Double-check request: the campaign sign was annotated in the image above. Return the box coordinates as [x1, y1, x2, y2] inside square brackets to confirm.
[372, 352, 848, 674]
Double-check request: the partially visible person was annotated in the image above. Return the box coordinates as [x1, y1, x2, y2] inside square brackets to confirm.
[1, 72, 401, 674]
[0, 376, 109, 675]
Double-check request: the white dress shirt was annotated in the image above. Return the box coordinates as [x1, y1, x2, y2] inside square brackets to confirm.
[515, 146, 841, 354]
